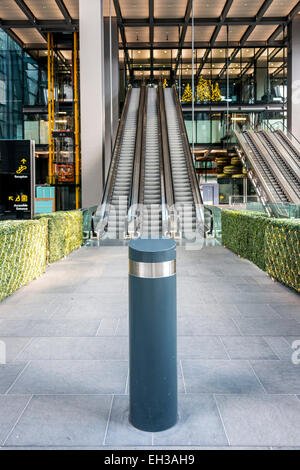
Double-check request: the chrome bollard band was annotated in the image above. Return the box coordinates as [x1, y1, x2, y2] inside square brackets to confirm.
[129, 259, 176, 278]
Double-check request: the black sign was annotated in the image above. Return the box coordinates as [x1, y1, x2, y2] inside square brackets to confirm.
[0, 140, 35, 220]
[52, 130, 74, 138]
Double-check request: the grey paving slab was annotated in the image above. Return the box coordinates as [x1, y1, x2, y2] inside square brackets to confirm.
[4, 395, 112, 447]
[251, 360, 300, 394]
[232, 316, 300, 336]
[105, 395, 152, 446]
[0, 304, 55, 320]
[181, 359, 264, 394]
[0, 395, 31, 445]
[236, 283, 292, 294]
[0, 319, 101, 337]
[75, 278, 127, 295]
[178, 316, 241, 336]
[17, 337, 128, 361]
[232, 303, 282, 319]
[264, 337, 294, 360]
[0, 292, 58, 308]
[115, 318, 129, 336]
[0, 363, 27, 393]
[215, 291, 300, 305]
[96, 319, 119, 336]
[54, 295, 128, 319]
[215, 394, 300, 447]
[270, 304, 300, 322]
[8, 360, 128, 394]
[178, 336, 227, 359]
[0, 338, 31, 362]
[178, 303, 239, 317]
[220, 336, 278, 360]
[153, 394, 228, 446]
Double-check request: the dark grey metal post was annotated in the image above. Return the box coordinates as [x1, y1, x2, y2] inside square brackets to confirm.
[128, 238, 177, 432]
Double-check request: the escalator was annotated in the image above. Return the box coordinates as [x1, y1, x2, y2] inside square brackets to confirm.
[257, 130, 300, 205]
[93, 87, 144, 237]
[235, 129, 300, 210]
[93, 85, 204, 241]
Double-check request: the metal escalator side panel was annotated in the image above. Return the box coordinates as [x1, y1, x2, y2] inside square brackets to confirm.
[262, 131, 300, 197]
[276, 129, 300, 160]
[273, 130, 300, 170]
[256, 131, 300, 205]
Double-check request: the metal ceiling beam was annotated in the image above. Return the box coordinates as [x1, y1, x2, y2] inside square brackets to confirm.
[237, 48, 267, 78]
[24, 42, 73, 50]
[271, 63, 285, 76]
[218, 0, 274, 80]
[122, 40, 286, 50]
[13, 0, 47, 41]
[240, 0, 274, 45]
[0, 19, 78, 30]
[4, 28, 24, 48]
[14, 0, 36, 24]
[195, 0, 233, 82]
[113, 0, 130, 72]
[122, 17, 287, 27]
[54, 0, 72, 23]
[174, 0, 193, 76]
[267, 1, 300, 42]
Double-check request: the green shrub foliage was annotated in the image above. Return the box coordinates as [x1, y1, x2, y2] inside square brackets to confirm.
[0, 219, 48, 302]
[265, 218, 300, 292]
[222, 210, 269, 271]
[35, 210, 83, 263]
[221, 210, 300, 292]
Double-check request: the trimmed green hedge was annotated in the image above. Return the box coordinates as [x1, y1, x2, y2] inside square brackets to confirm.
[265, 218, 300, 292]
[0, 219, 48, 302]
[35, 210, 83, 263]
[222, 210, 269, 271]
[221, 209, 300, 292]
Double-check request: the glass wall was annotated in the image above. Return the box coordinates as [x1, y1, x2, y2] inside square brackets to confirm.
[184, 110, 286, 145]
[0, 29, 46, 140]
[178, 47, 287, 106]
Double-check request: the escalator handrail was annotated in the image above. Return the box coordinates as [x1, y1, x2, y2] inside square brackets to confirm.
[171, 85, 204, 215]
[265, 119, 300, 148]
[128, 85, 146, 221]
[156, 85, 169, 232]
[260, 130, 300, 186]
[158, 85, 174, 208]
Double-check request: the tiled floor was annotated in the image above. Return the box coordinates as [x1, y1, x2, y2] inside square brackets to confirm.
[0, 243, 300, 449]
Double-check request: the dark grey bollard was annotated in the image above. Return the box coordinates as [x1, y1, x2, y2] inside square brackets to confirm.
[128, 238, 177, 432]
